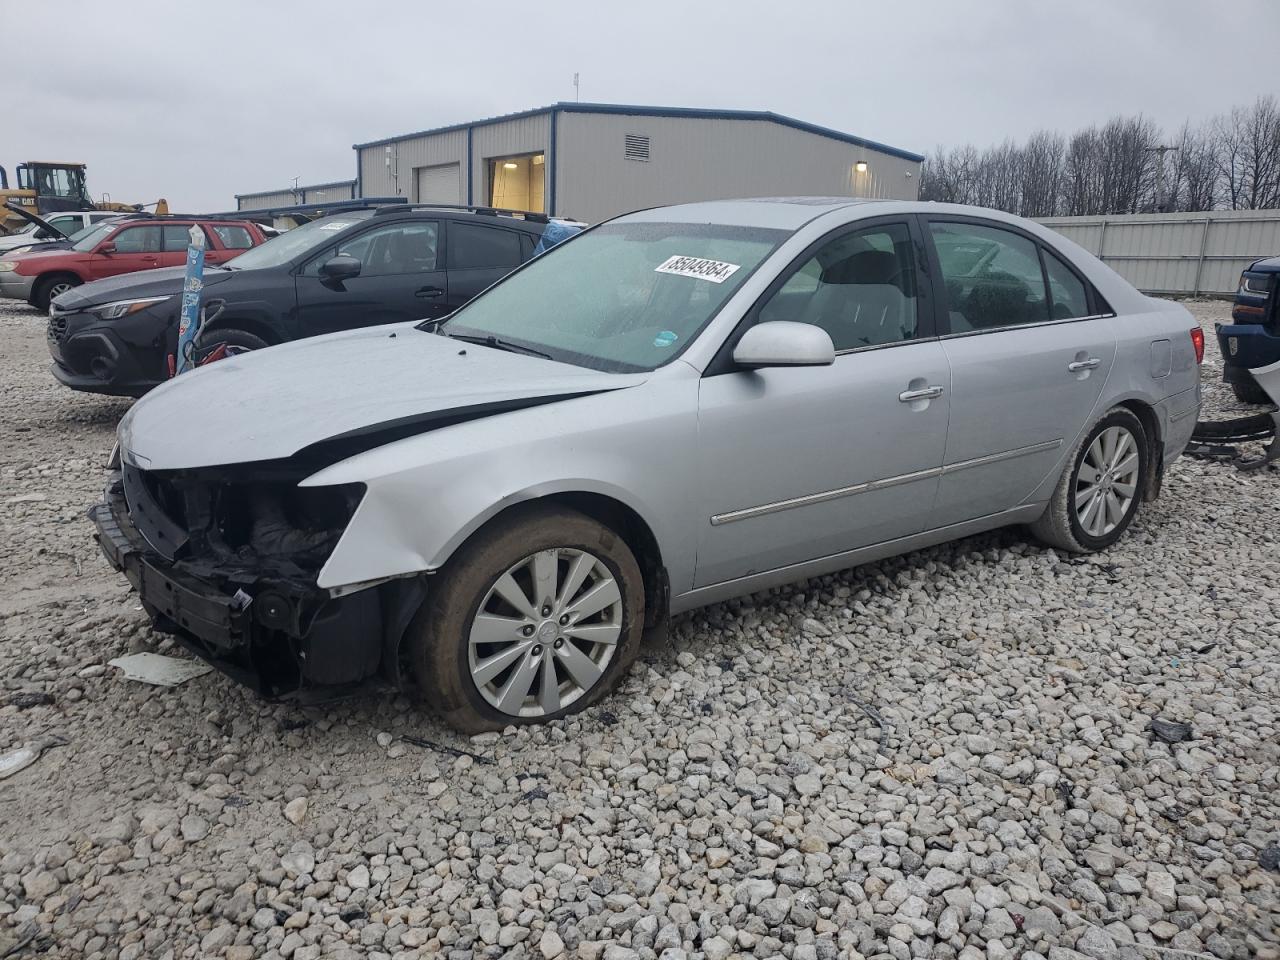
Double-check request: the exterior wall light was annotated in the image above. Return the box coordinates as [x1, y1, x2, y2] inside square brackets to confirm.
[855, 161, 868, 173]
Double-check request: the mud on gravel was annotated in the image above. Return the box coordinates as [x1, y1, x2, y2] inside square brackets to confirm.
[0, 300, 1276, 960]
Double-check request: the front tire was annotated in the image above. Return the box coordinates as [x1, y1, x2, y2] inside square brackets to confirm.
[407, 504, 645, 733]
[191, 327, 268, 366]
[1031, 407, 1149, 554]
[33, 274, 81, 312]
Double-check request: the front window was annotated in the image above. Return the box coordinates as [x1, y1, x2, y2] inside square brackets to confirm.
[72, 222, 118, 252]
[758, 222, 919, 351]
[301, 221, 438, 277]
[222, 211, 376, 271]
[439, 221, 785, 372]
[111, 226, 163, 253]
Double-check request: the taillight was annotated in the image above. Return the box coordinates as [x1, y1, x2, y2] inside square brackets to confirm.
[1190, 328, 1205, 365]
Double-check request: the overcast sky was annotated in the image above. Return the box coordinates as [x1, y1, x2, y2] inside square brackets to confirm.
[11, 0, 1278, 212]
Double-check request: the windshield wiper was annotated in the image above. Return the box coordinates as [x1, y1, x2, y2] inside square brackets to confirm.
[444, 332, 553, 360]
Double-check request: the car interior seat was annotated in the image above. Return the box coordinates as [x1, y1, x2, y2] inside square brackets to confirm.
[797, 250, 911, 349]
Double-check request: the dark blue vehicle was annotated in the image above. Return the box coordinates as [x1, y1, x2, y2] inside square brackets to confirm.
[1217, 256, 1280, 404]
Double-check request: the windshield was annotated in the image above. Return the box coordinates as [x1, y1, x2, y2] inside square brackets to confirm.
[72, 222, 117, 252]
[439, 221, 786, 372]
[222, 211, 375, 270]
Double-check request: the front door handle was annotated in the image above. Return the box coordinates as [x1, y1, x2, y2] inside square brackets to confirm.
[1068, 358, 1101, 372]
[899, 385, 944, 403]
[416, 286, 444, 299]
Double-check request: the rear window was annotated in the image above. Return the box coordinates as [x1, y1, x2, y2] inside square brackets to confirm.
[448, 222, 523, 270]
[162, 225, 197, 251]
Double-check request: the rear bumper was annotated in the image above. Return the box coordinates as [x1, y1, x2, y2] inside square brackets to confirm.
[91, 472, 398, 695]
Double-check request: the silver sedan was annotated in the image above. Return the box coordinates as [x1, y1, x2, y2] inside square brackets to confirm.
[98, 198, 1203, 731]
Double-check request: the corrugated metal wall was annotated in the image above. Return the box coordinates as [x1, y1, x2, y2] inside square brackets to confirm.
[556, 113, 920, 223]
[236, 190, 295, 210]
[471, 113, 551, 209]
[359, 129, 468, 201]
[236, 181, 355, 210]
[301, 181, 355, 203]
[354, 110, 919, 221]
[1037, 209, 1280, 296]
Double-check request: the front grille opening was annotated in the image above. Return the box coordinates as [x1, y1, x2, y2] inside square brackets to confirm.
[213, 482, 364, 567]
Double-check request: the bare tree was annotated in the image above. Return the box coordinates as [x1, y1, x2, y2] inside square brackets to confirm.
[1019, 130, 1065, 217]
[919, 144, 981, 205]
[1215, 96, 1280, 209]
[1169, 121, 1219, 211]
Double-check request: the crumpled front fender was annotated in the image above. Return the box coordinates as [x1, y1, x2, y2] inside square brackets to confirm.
[301, 379, 700, 594]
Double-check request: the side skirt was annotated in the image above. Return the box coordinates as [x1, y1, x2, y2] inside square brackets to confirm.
[670, 504, 1046, 615]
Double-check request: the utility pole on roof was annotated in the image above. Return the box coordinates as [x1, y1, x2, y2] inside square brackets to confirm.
[573, 73, 580, 102]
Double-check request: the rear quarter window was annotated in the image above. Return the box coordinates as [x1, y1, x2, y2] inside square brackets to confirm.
[209, 225, 255, 249]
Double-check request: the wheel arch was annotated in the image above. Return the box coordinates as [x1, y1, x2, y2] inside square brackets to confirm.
[199, 315, 282, 346]
[35, 269, 83, 290]
[1113, 397, 1163, 501]
[435, 489, 669, 631]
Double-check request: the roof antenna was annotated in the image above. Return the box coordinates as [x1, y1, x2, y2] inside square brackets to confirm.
[573, 72, 580, 103]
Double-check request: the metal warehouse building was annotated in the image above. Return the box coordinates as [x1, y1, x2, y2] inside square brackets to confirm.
[235, 179, 356, 211]
[353, 103, 923, 223]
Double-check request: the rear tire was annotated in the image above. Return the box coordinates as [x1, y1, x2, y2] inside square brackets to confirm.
[406, 504, 645, 733]
[33, 274, 81, 312]
[191, 327, 268, 366]
[1231, 379, 1272, 405]
[1031, 407, 1149, 554]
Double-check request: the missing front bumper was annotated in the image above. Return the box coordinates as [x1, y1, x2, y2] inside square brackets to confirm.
[90, 476, 413, 695]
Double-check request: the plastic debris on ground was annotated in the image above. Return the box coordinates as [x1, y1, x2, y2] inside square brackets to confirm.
[0, 736, 68, 781]
[107, 652, 214, 687]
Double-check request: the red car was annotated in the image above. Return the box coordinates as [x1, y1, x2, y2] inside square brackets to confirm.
[0, 216, 269, 310]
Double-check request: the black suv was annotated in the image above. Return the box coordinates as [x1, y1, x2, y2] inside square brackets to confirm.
[47, 205, 578, 397]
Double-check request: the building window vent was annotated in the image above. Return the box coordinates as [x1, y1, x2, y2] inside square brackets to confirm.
[624, 135, 650, 162]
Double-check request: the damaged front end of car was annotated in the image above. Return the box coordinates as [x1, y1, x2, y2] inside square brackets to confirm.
[90, 452, 424, 698]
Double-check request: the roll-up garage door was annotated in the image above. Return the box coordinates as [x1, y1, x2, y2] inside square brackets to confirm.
[415, 163, 461, 205]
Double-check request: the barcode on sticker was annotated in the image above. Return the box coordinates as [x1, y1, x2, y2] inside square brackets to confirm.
[655, 255, 741, 284]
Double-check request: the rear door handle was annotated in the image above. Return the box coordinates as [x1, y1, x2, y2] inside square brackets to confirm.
[1068, 358, 1101, 372]
[899, 385, 944, 402]
[416, 286, 444, 299]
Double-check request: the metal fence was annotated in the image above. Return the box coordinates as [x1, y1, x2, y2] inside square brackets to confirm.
[1036, 209, 1280, 297]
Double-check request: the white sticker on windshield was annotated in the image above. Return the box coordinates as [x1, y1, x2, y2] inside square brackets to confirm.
[654, 255, 741, 284]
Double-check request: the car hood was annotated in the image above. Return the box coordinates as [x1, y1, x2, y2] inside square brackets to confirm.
[1, 238, 71, 254]
[53, 265, 238, 309]
[119, 322, 646, 471]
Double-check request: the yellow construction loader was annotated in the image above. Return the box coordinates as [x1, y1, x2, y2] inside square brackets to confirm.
[0, 161, 168, 234]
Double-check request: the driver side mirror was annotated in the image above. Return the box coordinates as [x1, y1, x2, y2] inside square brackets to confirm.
[98, 242, 116, 255]
[319, 255, 361, 285]
[732, 321, 835, 369]
[35, 228, 53, 239]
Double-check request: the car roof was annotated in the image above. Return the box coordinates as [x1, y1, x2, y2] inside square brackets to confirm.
[372, 206, 548, 232]
[617, 198, 1052, 233]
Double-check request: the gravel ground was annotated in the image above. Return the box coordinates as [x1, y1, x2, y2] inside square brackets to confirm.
[0, 299, 1276, 960]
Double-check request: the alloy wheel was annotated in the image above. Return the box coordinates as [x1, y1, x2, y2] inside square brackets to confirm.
[467, 548, 622, 718]
[1074, 425, 1140, 538]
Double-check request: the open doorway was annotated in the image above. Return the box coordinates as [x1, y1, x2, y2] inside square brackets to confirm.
[487, 153, 545, 213]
